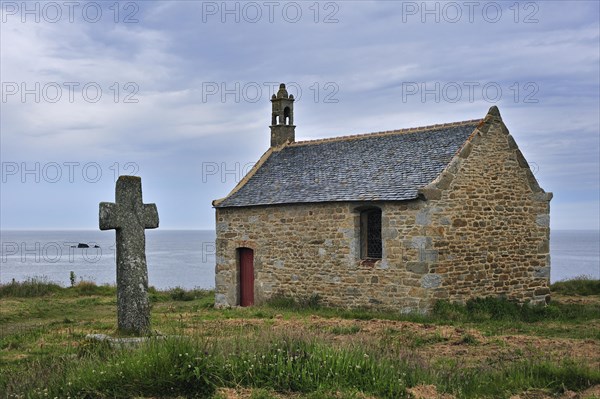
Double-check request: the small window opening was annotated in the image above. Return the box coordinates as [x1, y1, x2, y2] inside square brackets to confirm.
[360, 208, 382, 259]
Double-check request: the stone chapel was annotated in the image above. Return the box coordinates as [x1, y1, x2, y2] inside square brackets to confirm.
[212, 84, 552, 312]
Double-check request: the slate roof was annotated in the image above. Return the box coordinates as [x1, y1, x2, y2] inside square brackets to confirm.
[215, 120, 481, 208]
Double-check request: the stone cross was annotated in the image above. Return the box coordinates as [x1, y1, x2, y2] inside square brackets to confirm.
[99, 175, 158, 335]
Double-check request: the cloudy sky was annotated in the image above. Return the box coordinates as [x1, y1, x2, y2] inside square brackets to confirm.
[1, 0, 598, 230]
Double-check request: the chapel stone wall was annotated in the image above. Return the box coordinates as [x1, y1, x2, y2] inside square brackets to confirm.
[214, 111, 552, 311]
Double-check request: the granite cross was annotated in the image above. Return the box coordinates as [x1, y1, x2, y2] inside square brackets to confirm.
[99, 175, 159, 335]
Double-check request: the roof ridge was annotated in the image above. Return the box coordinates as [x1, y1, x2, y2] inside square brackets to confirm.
[290, 118, 483, 147]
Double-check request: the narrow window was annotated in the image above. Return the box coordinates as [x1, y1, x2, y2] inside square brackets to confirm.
[360, 208, 382, 259]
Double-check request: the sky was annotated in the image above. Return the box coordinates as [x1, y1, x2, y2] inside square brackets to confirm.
[0, 0, 599, 231]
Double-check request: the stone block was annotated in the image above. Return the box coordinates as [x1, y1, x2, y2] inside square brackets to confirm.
[407, 262, 428, 274]
[421, 274, 442, 289]
[416, 210, 431, 225]
[452, 218, 467, 227]
[418, 188, 442, 200]
[537, 240, 549, 254]
[382, 228, 398, 239]
[419, 249, 439, 263]
[458, 142, 472, 158]
[533, 267, 550, 278]
[526, 170, 541, 192]
[214, 294, 228, 307]
[446, 158, 461, 175]
[536, 214, 550, 227]
[515, 150, 529, 169]
[411, 236, 432, 249]
[216, 222, 229, 233]
[436, 172, 454, 190]
[377, 260, 389, 270]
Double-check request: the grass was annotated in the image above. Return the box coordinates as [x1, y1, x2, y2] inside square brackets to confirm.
[328, 325, 361, 335]
[267, 293, 323, 310]
[4, 333, 599, 398]
[431, 295, 598, 324]
[1, 277, 599, 398]
[0, 277, 63, 297]
[0, 277, 116, 298]
[263, 291, 600, 341]
[550, 275, 600, 296]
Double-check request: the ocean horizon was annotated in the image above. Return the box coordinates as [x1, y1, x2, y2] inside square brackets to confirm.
[1, 229, 598, 289]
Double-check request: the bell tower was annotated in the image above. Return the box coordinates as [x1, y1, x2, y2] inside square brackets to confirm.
[270, 83, 295, 147]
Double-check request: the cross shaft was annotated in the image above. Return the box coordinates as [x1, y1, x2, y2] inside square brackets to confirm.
[99, 176, 158, 334]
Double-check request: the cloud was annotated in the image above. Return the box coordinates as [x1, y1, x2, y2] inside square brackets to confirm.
[1, 1, 598, 230]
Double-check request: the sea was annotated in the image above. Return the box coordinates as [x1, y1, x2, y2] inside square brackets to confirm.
[0, 230, 598, 289]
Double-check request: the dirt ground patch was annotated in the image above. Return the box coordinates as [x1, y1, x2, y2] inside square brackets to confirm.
[407, 384, 456, 399]
[551, 294, 600, 306]
[196, 316, 599, 369]
[214, 388, 377, 398]
[509, 384, 600, 399]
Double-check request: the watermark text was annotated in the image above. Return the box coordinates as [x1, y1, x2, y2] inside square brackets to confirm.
[1, 1, 140, 23]
[401, 81, 539, 104]
[201, 81, 339, 103]
[399, 1, 539, 24]
[200, 1, 339, 23]
[1, 82, 140, 103]
[2, 162, 139, 184]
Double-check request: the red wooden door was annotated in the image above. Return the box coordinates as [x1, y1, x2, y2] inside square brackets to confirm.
[239, 248, 254, 307]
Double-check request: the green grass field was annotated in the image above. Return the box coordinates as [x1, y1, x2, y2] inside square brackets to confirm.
[1, 277, 599, 398]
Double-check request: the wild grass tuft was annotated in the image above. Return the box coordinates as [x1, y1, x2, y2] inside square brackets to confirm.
[3, 332, 599, 398]
[551, 275, 600, 296]
[0, 277, 62, 298]
[266, 293, 322, 310]
[2, 279, 599, 397]
[431, 296, 598, 323]
[72, 281, 115, 296]
[168, 287, 212, 301]
[328, 325, 361, 335]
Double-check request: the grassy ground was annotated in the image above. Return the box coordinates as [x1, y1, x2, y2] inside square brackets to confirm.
[1, 277, 599, 398]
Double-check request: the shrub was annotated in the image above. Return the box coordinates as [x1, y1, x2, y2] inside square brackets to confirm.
[169, 287, 195, 301]
[168, 287, 211, 301]
[431, 300, 467, 321]
[299, 293, 322, 310]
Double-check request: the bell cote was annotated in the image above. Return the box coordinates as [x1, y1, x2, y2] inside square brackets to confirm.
[270, 83, 295, 147]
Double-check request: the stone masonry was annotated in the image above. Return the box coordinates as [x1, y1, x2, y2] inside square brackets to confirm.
[214, 107, 552, 312]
